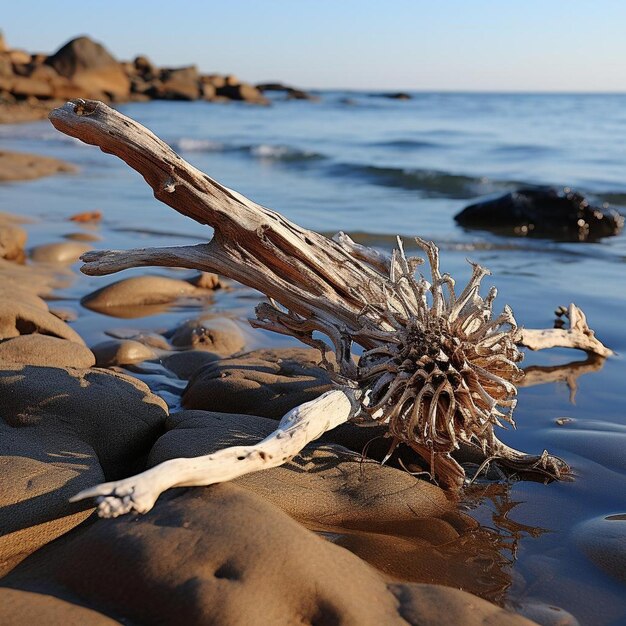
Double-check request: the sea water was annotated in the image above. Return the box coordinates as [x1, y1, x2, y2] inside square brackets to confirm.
[1, 92, 625, 624]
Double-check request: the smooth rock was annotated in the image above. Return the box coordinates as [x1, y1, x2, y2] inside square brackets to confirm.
[81, 274, 212, 313]
[148, 65, 200, 100]
[389, 584, 534, 626]
[0, 150, 76, 182]
[63, 231, 102, 242]
[149, 410, 451, 526]
[0, 589, 120, 625]
[0, 335, 95, 368]
[30, 241, 92, 264]
[91, 339, 157, 367]
[0, 364, 166, 573]
[216, 82, 269, 104]
[168, 316, 245, 355]
[147, 410, 520, 595]
[0, 285, 47, 311]
[455, 187, 624, 241]
[0, 365, 167, 479]
[0, 414, 103, 575]
[182, 348, 332, 417]
[573, 514, 626, 584]
[45, 36, 130, 99]
[0, 217, 27, 262]
[188, 271, 222, 289]
[1, 486, 534, 626]
[0, 257, 72, 297]
[0, 300, 85, 344]
[49, 307, 78, 322]
[162, 349, 220, 379]
[106, 328, 172, 350]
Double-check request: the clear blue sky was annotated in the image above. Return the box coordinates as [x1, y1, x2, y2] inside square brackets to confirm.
[3, 0, 625, 91]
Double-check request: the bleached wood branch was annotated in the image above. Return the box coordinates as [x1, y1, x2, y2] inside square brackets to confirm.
[517, 303, 613, 357]
[70, 389, 359, 517]
[48, 100, 613, 513]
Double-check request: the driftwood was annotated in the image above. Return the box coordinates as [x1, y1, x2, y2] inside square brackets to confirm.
[49, 100, 612, 517]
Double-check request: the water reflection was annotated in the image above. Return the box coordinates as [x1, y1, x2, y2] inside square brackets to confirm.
[520, 353, 606, 402]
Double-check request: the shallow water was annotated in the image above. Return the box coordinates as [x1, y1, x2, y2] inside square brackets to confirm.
[1, 92, 625, 624]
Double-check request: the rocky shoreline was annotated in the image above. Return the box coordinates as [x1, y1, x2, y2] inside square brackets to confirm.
[0, 31, 318, 126]
[0, 200, 563, 625]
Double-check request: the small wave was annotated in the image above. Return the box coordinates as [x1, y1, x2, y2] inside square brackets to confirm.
[373, 139, 439, 149]
[491, 143, 556, 156]
[174, 138, 227, 153]
[331, 163, 517, 198]
[172, 139, 325, 163]
[249, 144, 325, 162]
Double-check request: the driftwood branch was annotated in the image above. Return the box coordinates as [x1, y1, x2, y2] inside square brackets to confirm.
[49, 100, 613, 515]
[518, 304, 613, 358]
[71, 389, 358, 517]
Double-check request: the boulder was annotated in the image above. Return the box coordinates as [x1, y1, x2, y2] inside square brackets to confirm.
[216, 82, 269, 104]
[0, 485, 534, 626]
[0, 365, 167, 574]
[147, 66, 200, 100]
[81, 274, 214, 315]
[0, 31, 6, 53]
[10, 76, 53, 99]
[0, 53, 13, 77]
[0, 335, 95, 368]
[455, 187, 625, 241]
[0, 365, 167, 479]
[162, 349, 220, 379]
[0, 285, 47, 311]
[133, 55, 157, 79]
[0, 150, 76, 182]
[0, 256, 72, 298]
[168, 316, 245, 355]
[30, 241, 92, 264]
[91, 339, 156, 367]
[201, 82, 216, 100]
[0, 589, 119, 626]
[182, 347, 332, 416]
[0, 300, 85, 344]
[63, 231, 102, 242]
[8, 49, 31, 65]
[0, 215, 27, 261]
[148, 409, 520, 593]
[256, 82, 318, 101]
[25, 63, 60, 82]
[45, 36, 130, 99]
[149, 410, 454, 527]
[201, 74, 227, 88]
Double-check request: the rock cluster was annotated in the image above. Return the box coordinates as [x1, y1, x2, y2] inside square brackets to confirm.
[0, 33, 268, 106]
[0, 211, 561, 624]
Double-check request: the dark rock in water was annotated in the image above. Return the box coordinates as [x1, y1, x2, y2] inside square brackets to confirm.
[256, 82, 318, 101]
[386, 92, 412, 100]
[455, 187, 624, 240]
[370, 92, 412, 100]
[216, 82, 269, 105]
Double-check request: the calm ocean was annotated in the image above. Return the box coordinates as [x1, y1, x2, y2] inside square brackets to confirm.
[1, 92, 625, 623]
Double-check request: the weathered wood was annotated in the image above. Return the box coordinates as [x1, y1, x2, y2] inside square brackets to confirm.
[49, 100, 612, 516]
[71, 389, 358, 517]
